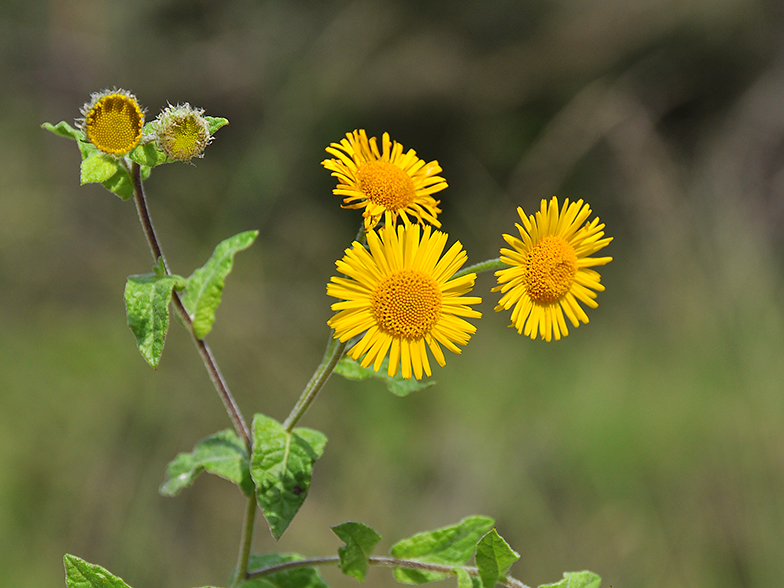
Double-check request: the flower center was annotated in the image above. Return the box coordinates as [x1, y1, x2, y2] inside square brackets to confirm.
[524, 235, 578, 304]
[166, 115, 208, 160]
[357, 160, 417, 211]
[371, 269, 442, 340]
[85, 94, 143, 155]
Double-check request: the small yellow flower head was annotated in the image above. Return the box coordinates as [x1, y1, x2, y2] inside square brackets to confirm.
[322, 130, 446, 230]
[493, 197, 613, 341]
[79, 89, 144, 156]
[154, 103, 212, 162]
[327, 223, 482, 380]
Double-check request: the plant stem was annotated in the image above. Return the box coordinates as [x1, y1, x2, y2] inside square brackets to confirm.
[453, 257, 505, 280]
[129, 161, 252, 449]
[230, 493, 258, 587]
[246, 555, 531, 588]
[282, 334, 346, 432]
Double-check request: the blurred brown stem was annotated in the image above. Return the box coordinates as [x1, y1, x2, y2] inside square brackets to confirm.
[128, 160, 252, 449]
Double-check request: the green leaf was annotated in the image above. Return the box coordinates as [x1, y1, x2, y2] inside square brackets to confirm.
[455, 569, 482, 588]
[251, 414, 327, 538]
[475, 530, 520, 588]
[129, 141, 169, 167]
[182, 230, 259, 339]
[390, 516, 495, 584]
[239, 554, 329, 588]
[538, 572, 602, 588]
[42, 120, 83, 141]
[333, 521, 383, 582]
[64, 554, 132, 588]
[160, 429, 254, 497]
[124, 273, 183, 368]
[205, 116, 230, 135]
[81, 152, 120, 185]
[334, 356, 436, 397]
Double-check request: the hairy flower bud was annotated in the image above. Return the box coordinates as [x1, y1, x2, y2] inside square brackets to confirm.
[154, 103, 212, 162]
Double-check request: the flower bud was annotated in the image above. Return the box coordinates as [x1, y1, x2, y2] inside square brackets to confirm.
[154, 103, 212, 162]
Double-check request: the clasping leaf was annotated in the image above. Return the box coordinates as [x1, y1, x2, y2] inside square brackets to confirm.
[475, 529, 520, 588]
[181, 230, 259, 339]
[538, 572, 602, 588]
[332, 521, 383, 582]
[160, 429, 254, 497]
[64, 555, 132, 588]
[334, 356, 436, 397]
[251, 414, 327, 538]
[124, 273, 185, 368]
[240, 554, 329, 588]
[390, 516, 495, 584]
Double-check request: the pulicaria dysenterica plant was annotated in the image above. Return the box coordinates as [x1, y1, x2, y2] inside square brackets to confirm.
[43, 92, 611, 588]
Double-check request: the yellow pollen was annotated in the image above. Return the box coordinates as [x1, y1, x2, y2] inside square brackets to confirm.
[357, 160, 417, 211]
[371, 269, 442, 340]
[524, 235, 578, 304]
[85, 94, 143, 155]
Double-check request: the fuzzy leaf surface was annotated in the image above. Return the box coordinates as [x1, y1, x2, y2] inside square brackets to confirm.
[333, 521, 383, 582]
[251, 414, 327, 538]
[42, 121, 83, 141]
[81, 152, 119, 185]
[538, 572, 602, 588]
[129, 142, 169, 167]
[205, 116, 230, 134]
[124, 273, 184, 368]
[390, 516, 495, 584]
[160, 429, 254, 497]
[455, 569, 483, 588]
[334, 356, 436, 397]
[64, 555, 132, 588]
[240, 554, 329, 588]
[475, 530, 520, 588]
[182, 230, 258, 339]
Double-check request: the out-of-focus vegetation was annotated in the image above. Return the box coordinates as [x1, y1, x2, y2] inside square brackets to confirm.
[3, 0, 784, 587]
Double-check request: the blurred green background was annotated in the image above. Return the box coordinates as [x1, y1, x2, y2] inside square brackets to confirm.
[3, 0, 784, 587]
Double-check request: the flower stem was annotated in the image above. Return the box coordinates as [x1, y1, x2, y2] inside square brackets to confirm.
[282, 334, 346, 432]
[129, 161, 252, 449]
[453, 257, 505, 280]
[230, 493, 258, 587]
[246, 555, 531, 588]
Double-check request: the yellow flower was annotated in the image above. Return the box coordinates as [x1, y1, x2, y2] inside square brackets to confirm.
[322, 130, 446, 230]
[79, 89, 144, 156]
[155, 103, 212, 162]
[493, 197, 612, 341]
[327, 223, 482, 380]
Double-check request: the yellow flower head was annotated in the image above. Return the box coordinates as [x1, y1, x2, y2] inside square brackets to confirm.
[79, 89, 144, 156]
[327, 223, 482, 380]
[155, 103, 212, 162]
[322, 130, 446, 230]
[493, 197, 613, 341]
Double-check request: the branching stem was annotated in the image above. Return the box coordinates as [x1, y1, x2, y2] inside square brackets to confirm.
[129, 161, 252, 449]
[282, 334, 346, 432]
